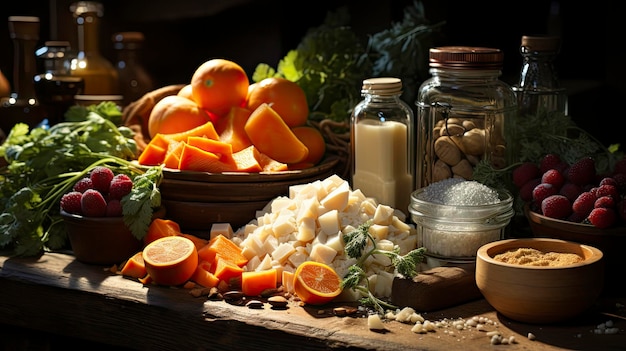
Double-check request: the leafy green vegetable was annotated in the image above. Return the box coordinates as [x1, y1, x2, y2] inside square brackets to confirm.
[252, 1, 444, 127]
[0, 103, 162, 257]
[341, 220, 426, 315]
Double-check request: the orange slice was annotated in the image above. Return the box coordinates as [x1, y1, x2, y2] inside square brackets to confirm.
[293, 261, 342, 305]
[143, 236, 198, 286]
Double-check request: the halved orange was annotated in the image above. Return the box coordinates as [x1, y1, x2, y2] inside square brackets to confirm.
[143, 236, 198, 286]
[293, 261, 342, 305]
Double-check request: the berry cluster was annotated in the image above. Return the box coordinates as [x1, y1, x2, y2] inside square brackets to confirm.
[60, 166, 134, 217]
[513, 154, 626, 229]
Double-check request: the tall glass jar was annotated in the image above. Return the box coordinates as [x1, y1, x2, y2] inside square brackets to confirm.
[69, 1, 119, 96]
[512, 35, 568, 117]
[415, 46, 518, 189]
[33, 41, 84, 125]
[0, 16, 48, 140]
[112, 31, 155, 107]
[351, 77, 415, 216]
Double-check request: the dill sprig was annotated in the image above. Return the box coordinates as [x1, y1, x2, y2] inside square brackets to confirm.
[341, 220, 426, 315]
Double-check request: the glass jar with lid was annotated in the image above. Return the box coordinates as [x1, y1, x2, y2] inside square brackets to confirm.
[351, 77, 415, 216]
[415, 46, 518, 189]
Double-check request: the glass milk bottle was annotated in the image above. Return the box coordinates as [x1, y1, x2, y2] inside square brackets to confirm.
[69, 1, 119, 96]
[351, 77, 415, 216]
[415, 46, 518, 189]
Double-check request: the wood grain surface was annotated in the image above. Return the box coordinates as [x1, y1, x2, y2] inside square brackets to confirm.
[1, 252, 625, 351]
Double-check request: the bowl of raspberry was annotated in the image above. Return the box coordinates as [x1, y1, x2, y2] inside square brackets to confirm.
[59, 166, 165, 265]
[514, 154, 626, 295]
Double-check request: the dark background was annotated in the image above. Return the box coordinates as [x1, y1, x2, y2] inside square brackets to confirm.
[1, 0, 623, 146]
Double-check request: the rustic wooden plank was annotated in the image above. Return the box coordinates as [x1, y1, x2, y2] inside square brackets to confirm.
[1, 252, 625, 351]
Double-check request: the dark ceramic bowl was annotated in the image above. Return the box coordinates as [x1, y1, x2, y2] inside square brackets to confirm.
[524, 204, 626, 296]
[61, 207, 165, 265]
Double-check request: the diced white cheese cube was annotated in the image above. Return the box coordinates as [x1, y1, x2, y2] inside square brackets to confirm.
[320, 181, 349, 211]
[271, 242, 296, 265]
[318, 209, 340, 235]
[210, 223, 234, 240]
[309, 243, 337, 265]
[296, 216, 316, 242]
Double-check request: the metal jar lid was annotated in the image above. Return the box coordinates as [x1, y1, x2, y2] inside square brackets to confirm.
[429, 46, 503, 70]
[361, 77, 403, 96]
[521, 36, 561, 53]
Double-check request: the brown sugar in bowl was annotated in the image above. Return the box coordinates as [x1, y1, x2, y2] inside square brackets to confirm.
[476, 238, 604, 324]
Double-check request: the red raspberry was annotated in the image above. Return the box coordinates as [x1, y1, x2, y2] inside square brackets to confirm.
[572, 191, 596, 218]
[89, 166, 115, 194]
[612, 173, 626, 193]
[72, 177, 93, 193]
[539, 153, 562, 174]
[567, 211, 586, 223]
[109, 174, 133, 200]
[566, 157, 596, 186]
[541, 169, 565, 189]
[599, 177, 617, 187]
[541, 194, 572, 219]
[595, 184, 620, 201]
[81, 189, 108, 217]
[594, 196, 615, 209]
[106, 199, 123, 217]
[559, 182, 582, 203]
[60, 191, 83, 215]
[587, 207, 617, 229]
[513, 162, 540, 189]
[519, 178, 541, 202]
[532, 183, 557, 205]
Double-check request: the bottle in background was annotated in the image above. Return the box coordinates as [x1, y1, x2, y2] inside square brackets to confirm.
[512, 35, 568, 118]
[112, 31, 155, 107]
[69, 1, 119, 96]
[0, 16, 48, 140]
[351, 77, 415, 216]
[34, 41, 84, 125]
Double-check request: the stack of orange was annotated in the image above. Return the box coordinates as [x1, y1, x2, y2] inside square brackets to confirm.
[138, 58, 326, 172]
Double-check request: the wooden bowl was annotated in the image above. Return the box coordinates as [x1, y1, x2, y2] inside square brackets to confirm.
[524, 204, 626, 296]
[476, 238, 604, 324]
[159, 157, 339, 234]
[61, 207, 165, 265]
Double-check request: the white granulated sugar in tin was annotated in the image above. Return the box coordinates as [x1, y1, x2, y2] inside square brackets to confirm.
[419, 179, 500, 206]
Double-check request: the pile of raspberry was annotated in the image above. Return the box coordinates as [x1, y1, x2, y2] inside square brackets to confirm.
[60, 166, 134, 217]
[514, 154, 626, 229]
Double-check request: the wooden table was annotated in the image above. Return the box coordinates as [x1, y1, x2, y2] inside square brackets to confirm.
[1, 251, 625, 351]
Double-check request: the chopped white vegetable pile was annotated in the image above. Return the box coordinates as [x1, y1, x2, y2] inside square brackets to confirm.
[231, 174, 417, 301]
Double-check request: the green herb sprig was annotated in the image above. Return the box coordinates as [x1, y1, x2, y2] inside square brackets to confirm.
[341, 220, 426, 315]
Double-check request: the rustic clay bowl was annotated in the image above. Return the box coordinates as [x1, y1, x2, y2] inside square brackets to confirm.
[476, 238, 604, 324]
[61, 207, 165, 265]
[524, 204, 626, 295]
[158, 157, 339, 233]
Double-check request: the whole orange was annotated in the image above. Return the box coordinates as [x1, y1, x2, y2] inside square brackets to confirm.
[191, 59, 249, 117]
[147, 95, 213, 139]
[246, 77, 309, 128]
[291, 126, 326, 166]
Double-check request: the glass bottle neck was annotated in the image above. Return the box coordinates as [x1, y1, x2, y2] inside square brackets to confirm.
[11, 35, 38, 100]
[76, 12, 101, 55]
